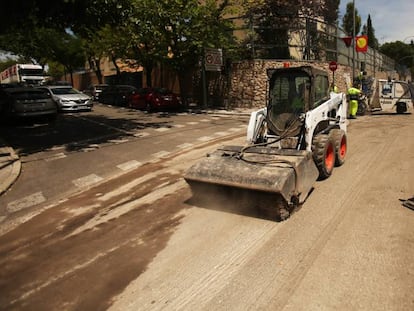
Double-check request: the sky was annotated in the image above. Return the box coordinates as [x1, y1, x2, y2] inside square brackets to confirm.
[339, 0, 414, 44]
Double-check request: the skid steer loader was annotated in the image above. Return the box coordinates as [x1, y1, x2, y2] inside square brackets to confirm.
[185, 66, 348, 221]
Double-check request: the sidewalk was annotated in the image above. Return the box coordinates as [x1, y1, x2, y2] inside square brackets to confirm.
[0, 139, 21, 195]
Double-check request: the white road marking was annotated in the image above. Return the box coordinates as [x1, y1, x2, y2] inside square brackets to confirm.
[177, 143, 194, 149]
[152, 151, 171, 158]
[214, 131, 229, 136]
[82, 147, 98, 152]
[134, 132, 150, 137]
[186, 122, 199, 125]
[45, 153, 67, 161]
[228, 127, 242, 132]
[174, 124, 185, 128]
[200, 119, 210, 122]
[72, 174, 104, 187]
[49, 146, 65, 151]
[7, 192, 46, 213]
[197, 136, 214, 142]
[155, 127, 170, 132]
[108, 138, 129, 144]
[117, 160, 143, 171]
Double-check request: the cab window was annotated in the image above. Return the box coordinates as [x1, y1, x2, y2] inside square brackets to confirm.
[314, 75, 329, 107]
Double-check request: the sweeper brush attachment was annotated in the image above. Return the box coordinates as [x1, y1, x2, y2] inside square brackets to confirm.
[184, 145, 319, 221]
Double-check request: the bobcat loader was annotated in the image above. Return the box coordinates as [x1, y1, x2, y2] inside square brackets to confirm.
[185, 66, 348, 221]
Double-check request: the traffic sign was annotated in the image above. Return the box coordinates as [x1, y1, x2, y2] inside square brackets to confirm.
[329, 61, 338, 72]
[204, 48, 223, 72]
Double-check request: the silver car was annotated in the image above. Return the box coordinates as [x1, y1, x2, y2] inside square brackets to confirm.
[38, 85, 93, 112]
[0, 85, 58, 122]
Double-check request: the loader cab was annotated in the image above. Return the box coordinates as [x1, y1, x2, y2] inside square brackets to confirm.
[267, 69, 310, 115]
[266, 66, 329, 137]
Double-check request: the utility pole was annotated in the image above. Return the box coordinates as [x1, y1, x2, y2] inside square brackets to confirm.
[352, 0, 356, 82]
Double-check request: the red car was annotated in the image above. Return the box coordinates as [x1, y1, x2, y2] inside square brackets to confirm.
[128, 87, 182, 112]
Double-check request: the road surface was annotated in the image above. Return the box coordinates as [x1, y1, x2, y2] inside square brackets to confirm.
[0, 112, 413, 311]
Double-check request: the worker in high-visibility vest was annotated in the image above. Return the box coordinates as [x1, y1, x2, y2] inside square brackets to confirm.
[347, 82, 361, 119]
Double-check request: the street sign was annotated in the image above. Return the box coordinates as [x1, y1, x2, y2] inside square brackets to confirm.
[329, 61, 338, 72]
[204, 48, 223, 72]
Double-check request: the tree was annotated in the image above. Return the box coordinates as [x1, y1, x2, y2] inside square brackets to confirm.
[0, 0, 134, 82]
[0, 1, 91, 36]
[380, 41, 414, 78]
[245, 0, 340, 59]
[41, 29, 86, 84]
[322, 0, 340, 25]
[341, 2, 361, 36]
[365, 15, 379, 49]
[73, 0, 135, 84]
[119, 0, 235, 100]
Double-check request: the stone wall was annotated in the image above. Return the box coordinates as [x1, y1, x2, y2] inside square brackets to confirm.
[227, 59, 391, 108]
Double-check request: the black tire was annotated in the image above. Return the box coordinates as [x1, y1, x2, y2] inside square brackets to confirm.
[396, 102, 407, 114]
[312, 134, 335, 180]
[357, 100, 367, 115]
[330, 129, 347, 167]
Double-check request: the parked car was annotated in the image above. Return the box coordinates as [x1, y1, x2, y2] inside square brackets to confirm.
[128, 87, 182, 111]
[99, 85, 137, 106]
[0, 86, 58, 122]
[37, 85, 93, 112]
[83, 84, 108, 101]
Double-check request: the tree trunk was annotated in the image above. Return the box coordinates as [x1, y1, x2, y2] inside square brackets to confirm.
[88, 57, 103, 84]
[111, 55, 121, 84]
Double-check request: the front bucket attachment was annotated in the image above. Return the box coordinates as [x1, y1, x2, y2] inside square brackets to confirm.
[184, 145, 319, 220]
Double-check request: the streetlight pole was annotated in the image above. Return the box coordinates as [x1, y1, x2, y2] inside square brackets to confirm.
[352, 0, 356, 82]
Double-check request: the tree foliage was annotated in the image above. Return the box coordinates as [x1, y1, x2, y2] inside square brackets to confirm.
[364, 15, 379, 49]
[0, 1, 234, 80]
[341, 2, 361, 36]
[322, 0, 340, 25]
[245, 0, 340, 59]
[380, 40, 414, 78]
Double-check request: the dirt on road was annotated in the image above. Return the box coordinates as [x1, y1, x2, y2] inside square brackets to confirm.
[0, 113, 413, 311]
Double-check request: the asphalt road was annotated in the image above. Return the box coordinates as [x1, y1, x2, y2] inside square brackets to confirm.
[0, 104, 249, 222]
[0, 109, 413, 311]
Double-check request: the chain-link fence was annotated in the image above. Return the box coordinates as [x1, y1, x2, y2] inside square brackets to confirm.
[234, 15, 395, 76]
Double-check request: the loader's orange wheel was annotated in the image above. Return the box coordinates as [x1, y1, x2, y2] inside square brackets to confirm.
[330, 129, 347, 166]
[312, 134, 335, 180]
[325, 143, 335, 171]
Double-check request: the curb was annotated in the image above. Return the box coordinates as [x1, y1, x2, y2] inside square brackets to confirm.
[0, 143, 21, 196]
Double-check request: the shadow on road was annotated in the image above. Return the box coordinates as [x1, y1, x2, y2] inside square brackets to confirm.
[0, 110, 181, 156]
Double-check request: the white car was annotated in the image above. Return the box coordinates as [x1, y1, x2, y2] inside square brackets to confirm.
[38, 85, 93, 112]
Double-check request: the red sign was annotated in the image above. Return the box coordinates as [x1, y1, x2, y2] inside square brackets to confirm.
[341, 36, 353, 47]
[356, 35, 368, 53]
[329, 61, 338, 72]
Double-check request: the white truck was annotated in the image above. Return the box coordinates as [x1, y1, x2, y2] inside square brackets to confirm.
[369, 79, 414, 114]
[0, 64, 47, 85]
